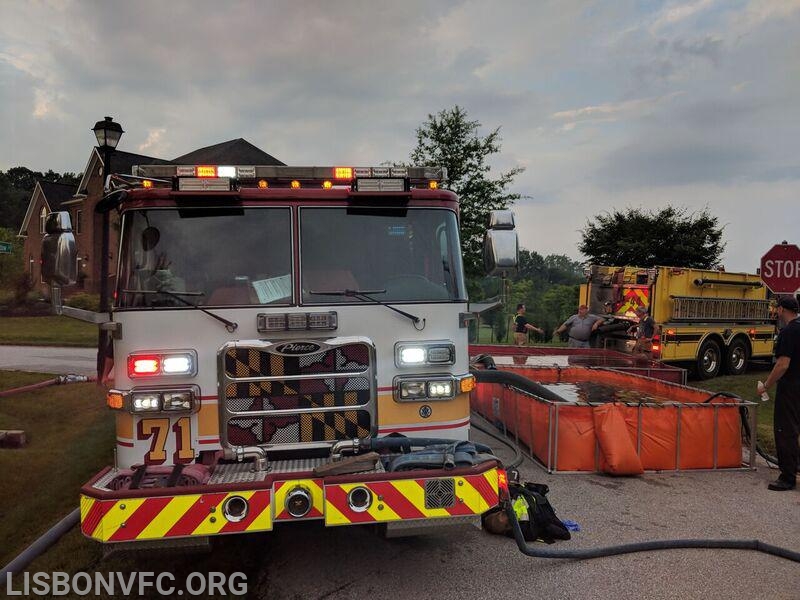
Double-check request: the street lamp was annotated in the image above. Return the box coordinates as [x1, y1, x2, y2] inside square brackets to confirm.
[92, 116, 124, 150]
[92, 116, 123, 377]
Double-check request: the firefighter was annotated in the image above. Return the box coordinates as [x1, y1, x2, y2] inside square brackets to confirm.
[555, 304, 603, 348]
[513, 304, 544, 345]
[757, 295, 799, 491]
[631, 306, 655, 355]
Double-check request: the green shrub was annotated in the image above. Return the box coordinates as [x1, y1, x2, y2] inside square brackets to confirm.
[65, 292, 100, 312]
[12, 272, 32, 306]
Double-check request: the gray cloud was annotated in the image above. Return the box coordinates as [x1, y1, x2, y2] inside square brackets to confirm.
[1, 0, 798, 271]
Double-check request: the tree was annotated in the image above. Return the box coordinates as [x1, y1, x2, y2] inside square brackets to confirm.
[579, 206, 725, 268]
[0, 168, 82, 230]
[410, 106, 524, 278]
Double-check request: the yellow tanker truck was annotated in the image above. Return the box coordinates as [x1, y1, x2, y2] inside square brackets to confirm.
[580, 265, 775, 379]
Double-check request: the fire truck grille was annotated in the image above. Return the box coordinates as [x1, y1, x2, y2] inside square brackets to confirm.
[227, 411, 372, 446]
[220, 341, 375, 447]
[224, 345, 369, 377]
[424, 478, 456, 509]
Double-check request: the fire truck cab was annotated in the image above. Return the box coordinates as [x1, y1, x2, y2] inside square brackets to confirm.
[42, 165, 516, 545]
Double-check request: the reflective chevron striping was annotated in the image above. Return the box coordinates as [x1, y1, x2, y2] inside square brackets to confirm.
[273, 479, 325, 520]
[79, 470, 499, 540]
[324, 470, 500, 525]
[80, 490, 273, 542]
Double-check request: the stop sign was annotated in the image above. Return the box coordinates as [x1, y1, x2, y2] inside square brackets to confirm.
[760, 243, 800, 293]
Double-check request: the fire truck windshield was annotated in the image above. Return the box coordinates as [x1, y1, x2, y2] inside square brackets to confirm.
[300, 207, 466, 304]
[116, 206, 466, 309]
[117, 207, 292, 308]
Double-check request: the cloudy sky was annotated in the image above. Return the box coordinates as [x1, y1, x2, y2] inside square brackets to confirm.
[2, 0, 798, 271]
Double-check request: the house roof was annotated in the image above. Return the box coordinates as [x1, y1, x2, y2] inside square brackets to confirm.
[17, 180, 77, 236]
[74, 148, 170, 196]
[39, 181, 77, 210]
[107, 149, 172, 175]
[172, 138, 284, 166]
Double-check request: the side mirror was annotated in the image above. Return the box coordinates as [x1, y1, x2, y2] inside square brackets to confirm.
[483, 210, 518, 276]
[42, 211, 77, 285]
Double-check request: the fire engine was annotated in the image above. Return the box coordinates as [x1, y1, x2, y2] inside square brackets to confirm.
[581, 265, 775, 379]
[42, 165, 518, 545]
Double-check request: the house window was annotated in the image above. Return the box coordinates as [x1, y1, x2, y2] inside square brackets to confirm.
[39, 206, 47, 234]
[75, 209, 82, 234]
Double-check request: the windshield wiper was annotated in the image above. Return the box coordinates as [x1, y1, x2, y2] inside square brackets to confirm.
[310, 288, 424, 329]
[121, 288, 239, 332]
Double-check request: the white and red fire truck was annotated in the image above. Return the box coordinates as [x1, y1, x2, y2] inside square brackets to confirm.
[42, 165, 517, 545]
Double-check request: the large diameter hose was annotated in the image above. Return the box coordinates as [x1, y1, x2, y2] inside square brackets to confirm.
[0, 374, 94, 398]
[0, 508, 80, 586]
[504, 501, 799, 562]
[470, 368, 567, 403]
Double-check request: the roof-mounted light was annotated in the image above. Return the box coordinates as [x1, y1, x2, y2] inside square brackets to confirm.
[196, 166, 216, 178]
[334, 167, 353, 180]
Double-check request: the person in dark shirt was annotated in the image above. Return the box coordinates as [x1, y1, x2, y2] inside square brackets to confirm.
[513, 304, 544, 346]
[757, 295, 800, 491]
[631, 306, 656, 355]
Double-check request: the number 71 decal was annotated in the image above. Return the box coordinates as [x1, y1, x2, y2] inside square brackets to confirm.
[137, 417, 195, 465]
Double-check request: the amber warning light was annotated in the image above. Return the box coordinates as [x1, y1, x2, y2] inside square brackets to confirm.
[334, 167, 353, 180]
[196, 166, 217, 178]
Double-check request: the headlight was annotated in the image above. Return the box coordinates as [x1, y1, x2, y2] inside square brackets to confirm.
[427, 381, 453, 397]
[131, 392, 161, 412]
[394, 376, 456, 402]
[122, 386, 200, 414]
[395, 341, 455, 367]
[399, 380, 428, 399]
[162, 391, 194, 411]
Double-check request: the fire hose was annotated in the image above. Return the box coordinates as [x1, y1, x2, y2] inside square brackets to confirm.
[2, 368, 797, 582]
[0, 374, 95, 398]
[470, 367, 800, 563]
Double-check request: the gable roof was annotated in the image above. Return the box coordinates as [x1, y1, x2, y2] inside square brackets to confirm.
[18, 180, 77, 236]
[172, 138, 284, 166]
[74, 148, 170, 196]
[39, 181, 76, 209]
[107, 149, 172, 176]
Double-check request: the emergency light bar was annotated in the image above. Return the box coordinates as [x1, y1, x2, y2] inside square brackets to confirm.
[132, 164, 446, 191]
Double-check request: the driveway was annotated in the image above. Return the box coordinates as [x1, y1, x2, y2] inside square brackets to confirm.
[0, 345, 96, 376]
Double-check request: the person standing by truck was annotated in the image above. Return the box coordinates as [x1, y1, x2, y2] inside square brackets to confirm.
[631, 306, 656, 355]
[513, 303, 544, 345]
[757, 295, 800, 491]
[554, 304, 602, 348]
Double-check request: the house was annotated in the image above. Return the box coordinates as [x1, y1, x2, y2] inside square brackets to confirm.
[17, 180, 84, 291]
[18, 138, 284, 296]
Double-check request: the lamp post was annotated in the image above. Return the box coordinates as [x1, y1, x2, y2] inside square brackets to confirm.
[91, 116, 124, 377]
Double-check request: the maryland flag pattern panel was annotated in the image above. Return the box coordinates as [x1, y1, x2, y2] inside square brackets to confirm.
[223, 343, 374, 445]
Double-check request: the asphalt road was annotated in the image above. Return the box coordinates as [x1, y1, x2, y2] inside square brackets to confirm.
[237, 431, 799, 600]
[1, 349, 797, 598]
[0, 344, 96, 376]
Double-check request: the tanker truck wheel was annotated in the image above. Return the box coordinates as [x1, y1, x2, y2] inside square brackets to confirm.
[695, 339, 721, 379]
[724, 338, 749, 376]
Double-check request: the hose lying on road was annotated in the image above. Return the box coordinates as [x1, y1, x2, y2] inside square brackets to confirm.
[0, 508, 80, 587]
[0, 374, 95, 398]
[470, 365, 800, 563]
[504, 500, 800, 563]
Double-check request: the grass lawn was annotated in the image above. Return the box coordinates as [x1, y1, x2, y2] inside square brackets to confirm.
[0, 372, 308, 596]
[0, 316, 98, 347]
[0, 365, 777, 593]
[0, 371, 112, 568]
